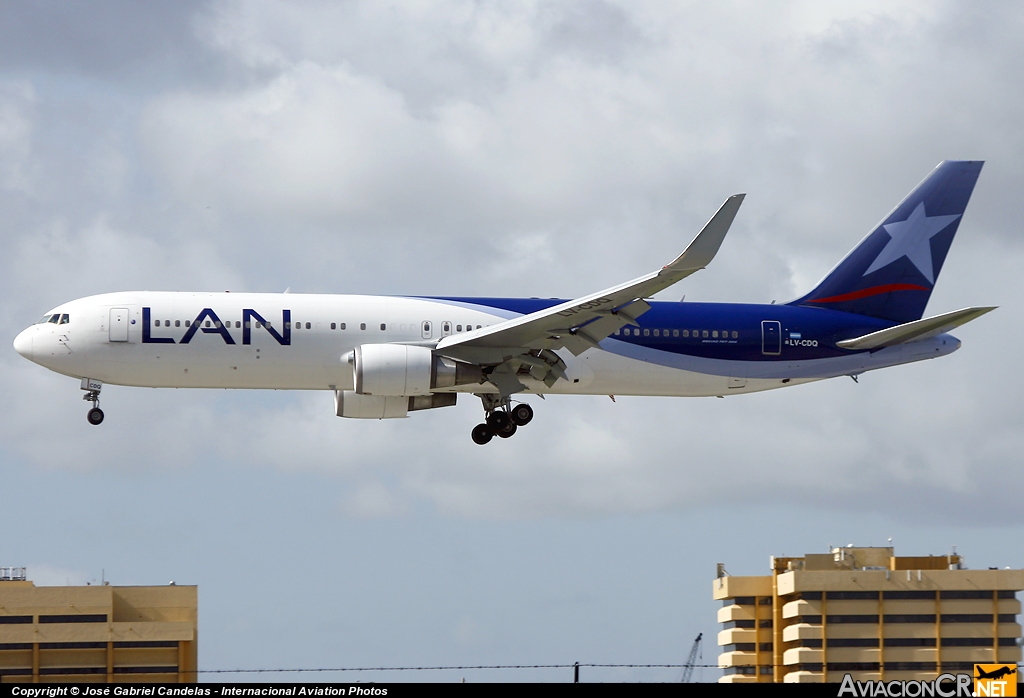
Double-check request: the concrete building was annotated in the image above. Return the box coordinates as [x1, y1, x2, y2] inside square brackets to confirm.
[0, 568, 197, 683]
[713, 548, 1023, 683]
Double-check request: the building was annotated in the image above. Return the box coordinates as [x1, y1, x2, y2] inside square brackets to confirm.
[713, 548, 1024, 683]
[0, 567, 197, 683]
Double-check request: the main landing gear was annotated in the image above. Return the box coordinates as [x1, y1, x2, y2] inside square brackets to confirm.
[471, 397, 534, 445]
[81, 378, 104, 425]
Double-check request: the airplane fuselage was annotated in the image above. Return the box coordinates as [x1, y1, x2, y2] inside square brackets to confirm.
[15, 291, 960, 399]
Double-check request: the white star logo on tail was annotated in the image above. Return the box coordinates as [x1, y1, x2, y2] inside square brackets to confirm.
[862, 202, 960, 283]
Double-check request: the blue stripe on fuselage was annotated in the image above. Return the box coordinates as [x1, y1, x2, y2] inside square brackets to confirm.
[419, 296, 894, 361]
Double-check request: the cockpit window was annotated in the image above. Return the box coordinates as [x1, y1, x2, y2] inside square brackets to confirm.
[38, 315, 52, 324]
[59, 314, 69, 325]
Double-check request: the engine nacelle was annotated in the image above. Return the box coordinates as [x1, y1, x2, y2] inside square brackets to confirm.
[353, 344, 482, 396]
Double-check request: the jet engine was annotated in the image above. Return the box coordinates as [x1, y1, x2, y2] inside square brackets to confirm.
[353, 344, 482, 396]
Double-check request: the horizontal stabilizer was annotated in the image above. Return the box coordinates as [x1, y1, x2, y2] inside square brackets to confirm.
[837, 306, 995, 350]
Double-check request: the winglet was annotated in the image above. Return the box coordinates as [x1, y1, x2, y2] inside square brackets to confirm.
[665, 193, 745, 273]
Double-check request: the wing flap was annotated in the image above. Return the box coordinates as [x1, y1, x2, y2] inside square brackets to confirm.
[836, 306, 995, 350]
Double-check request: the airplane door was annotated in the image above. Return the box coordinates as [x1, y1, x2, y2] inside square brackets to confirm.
[109, 308, 129, 342]
[761, 320, 781, 355]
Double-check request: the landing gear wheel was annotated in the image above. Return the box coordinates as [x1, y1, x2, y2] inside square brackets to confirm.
[486, 411, 511, 432]
[496, 421, 517, 439]
[511, 403, 534, 426]
[471, 424, 493, 445]
[87, 407, 105, 425]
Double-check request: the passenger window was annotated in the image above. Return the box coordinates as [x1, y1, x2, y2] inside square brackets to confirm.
[672, 329, 679, 337]
[378, 323, 384, 331]
[265, 322, 272, 328]
[185, 320, 191, 327]
[702, 330, 708, 338]
[330, 322, 336, 330]
[360, 323, 366, 330]
[712, 331, 718, 338]
[643, 329, 650, 336]
[307, 322, 312, 330]
[456, 325, 462, 332]
[205, 321, 212, 328]
[340, 323, 346, 330]
[682, 330, 688, 337]
[653, 329, 660, 337]
[236, 321, 241, 329]
[285, 322, 291, 329]
[732, 331, 738, 339]
[442, 322, 451, 334]
[154, 320, 160, 327]
[175, 320, 181, 327]
[476, 325, 481, 329]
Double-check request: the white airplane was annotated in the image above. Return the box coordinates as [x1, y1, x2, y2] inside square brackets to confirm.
[14, 162, 994, 444]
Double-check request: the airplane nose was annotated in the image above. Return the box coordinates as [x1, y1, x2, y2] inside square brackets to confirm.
[13, 328, 33, 359]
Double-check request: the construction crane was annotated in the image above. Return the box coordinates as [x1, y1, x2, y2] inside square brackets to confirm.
[679, 632, 703, 683]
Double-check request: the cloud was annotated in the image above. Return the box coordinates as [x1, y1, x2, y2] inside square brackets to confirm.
[3, 0, 1024, 527]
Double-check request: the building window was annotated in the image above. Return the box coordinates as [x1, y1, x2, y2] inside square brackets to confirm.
[726, 597, 756, 606]
[0, 616, 32, 624]
[796, 639, 823, 648]
[722, 620, 755, 629]
[941, 638, 1019, 647]
[114, 641, 179, 648]
[796, 615, 822, 624]
[883, 662, 936, 672]
[826, 591, 879, 600]
[39, 642, 107, 649]
[759, 619, 773, 628]
[721, 643, 755, 652]
[941, 614, 1001, 623]
[827, 662, 880, 672]
[38, 614, 108, 623]
[797, 592, 822, 600]
[883, 614, 935, 624]
[940, 590, 995, 600]
[827, 638, 878, 648]
[884, 638, 936, 647]
[883, 591, 935, 600]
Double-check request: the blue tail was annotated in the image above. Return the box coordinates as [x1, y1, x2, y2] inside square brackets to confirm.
[789, 160, 983, 323]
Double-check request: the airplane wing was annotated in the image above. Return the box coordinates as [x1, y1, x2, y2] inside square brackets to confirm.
[435, 194, 745, 394]
[836, 306, 996, 351]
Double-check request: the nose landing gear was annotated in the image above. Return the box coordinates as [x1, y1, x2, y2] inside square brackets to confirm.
[470, 396, 534, 444]
[81, 378, 104, 425]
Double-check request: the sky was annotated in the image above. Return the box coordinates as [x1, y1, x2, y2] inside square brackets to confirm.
[1, 0, 1023, 683]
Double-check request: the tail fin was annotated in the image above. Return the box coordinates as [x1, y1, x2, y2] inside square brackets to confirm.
[789, 160, 983, 323]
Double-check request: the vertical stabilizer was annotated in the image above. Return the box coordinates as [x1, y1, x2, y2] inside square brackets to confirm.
[790, 161, 983, 323]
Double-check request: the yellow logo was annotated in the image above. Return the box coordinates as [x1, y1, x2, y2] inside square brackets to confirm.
[975, 664, 1018, 697]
